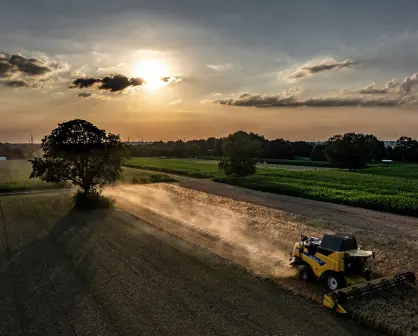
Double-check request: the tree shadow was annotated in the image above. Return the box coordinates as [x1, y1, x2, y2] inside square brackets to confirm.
[0, 206, 116, 336]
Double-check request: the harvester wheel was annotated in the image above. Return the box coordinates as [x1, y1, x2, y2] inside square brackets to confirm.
[298, 265, 313, 281]
[324, 272, 346, 291]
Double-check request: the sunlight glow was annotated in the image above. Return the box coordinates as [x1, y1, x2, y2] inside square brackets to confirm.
[133, 60, 170, 90]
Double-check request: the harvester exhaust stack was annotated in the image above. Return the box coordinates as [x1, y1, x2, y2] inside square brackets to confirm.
[323, 272, 416, 314]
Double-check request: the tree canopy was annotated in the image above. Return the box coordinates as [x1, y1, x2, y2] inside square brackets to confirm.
[325, 133, 380, 170]
[219, 131, 261, 177]
[30, 119, 128, 194]
[392, 136, 418, 162]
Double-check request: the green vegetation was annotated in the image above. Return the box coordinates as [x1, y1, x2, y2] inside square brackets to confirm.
[0, 161, 177, 194]
[257, 158, 330, 167]
[0, 160, 62, 192]
[219, 131, 261, 177]
[125, 157, 418, 215]
[30, 119, 129, 198]
[360, 164, 418, 179]
[215, 167, 418, 216]
[125, 157, 221, 178]
[120, 167, 177, 184]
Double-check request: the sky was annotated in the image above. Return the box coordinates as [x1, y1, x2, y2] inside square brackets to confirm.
[1, 0, 418, 142]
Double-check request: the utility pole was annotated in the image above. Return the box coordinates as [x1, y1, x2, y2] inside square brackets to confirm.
[30, 134, 33, 144]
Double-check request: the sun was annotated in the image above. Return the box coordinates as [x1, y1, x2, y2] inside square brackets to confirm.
[133, 60, 170, 90]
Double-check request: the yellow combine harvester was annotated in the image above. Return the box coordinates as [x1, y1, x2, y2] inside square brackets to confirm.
[289, 233, 416, 314]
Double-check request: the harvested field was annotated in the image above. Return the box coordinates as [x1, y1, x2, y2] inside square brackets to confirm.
[0, 193, 375, 336]
[106, 182, 418, 336]
[0, 161, 175, 193]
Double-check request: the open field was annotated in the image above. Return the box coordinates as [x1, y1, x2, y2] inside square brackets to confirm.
[125, 157, 329, 178]
[216, 168, 418, 216]
[360, 164, 418, 179]
[0, 161, 176, 193]
[108, 182, 418, 335]
[0, 160, 62, 193]
[126, 158, 418, 216]
[125, 157, 220, 178]
[0, 192, 375, 336]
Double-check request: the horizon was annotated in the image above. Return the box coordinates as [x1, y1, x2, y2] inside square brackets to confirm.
[2, 1, 418, 141]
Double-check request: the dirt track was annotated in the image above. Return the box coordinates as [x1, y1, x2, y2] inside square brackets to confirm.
[0, 194, 378, 336]
[176, 178, 418, 234]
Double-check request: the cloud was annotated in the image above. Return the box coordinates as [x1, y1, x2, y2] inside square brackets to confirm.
[0, 78, 30, 88]
[0, 52, 69, 89]
[285, 58, 358, 80]
[76, 92, 108, 100]
[358, 83, 388, 94]
[385, 78, 399, 89]
[352, 76, 416, 96]
[346, 78, 400, 95]
[0, 52, 68, 78]
[0, 61, 13, 78]
[70, 73, 181, 93]
[399, 73, 418, 94]
[206, 63, 233, 72]
[100, 74, 144, 92]
[210, 90, 404, 108]
[2, 79, 29, 87]
[71, 77, 101, 89]
[70, 74, 145, 92]
[77, 92, 93, 98]
[161, 76, 183, 84]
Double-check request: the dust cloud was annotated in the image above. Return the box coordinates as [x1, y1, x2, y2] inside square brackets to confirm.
[104, 183, 301, 281]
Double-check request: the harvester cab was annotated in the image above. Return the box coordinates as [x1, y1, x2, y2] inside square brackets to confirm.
[289, 233, 416, 314]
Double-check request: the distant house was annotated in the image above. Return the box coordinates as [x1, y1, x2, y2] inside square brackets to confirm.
[0, 157, 7, 160]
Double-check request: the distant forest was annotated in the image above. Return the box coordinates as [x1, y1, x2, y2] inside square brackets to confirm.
[0, 143, 42, 159]
[126, 133, 418, 163]
[3, 133, 418, 163]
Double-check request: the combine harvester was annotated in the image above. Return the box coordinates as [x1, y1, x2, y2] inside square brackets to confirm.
[289, 233, 416, 314]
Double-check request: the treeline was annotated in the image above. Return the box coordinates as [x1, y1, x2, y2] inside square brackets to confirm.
[127, 133, 418, 163]
[0, 143, 42, 159]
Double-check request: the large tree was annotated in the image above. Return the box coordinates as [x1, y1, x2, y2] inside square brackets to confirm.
[219, 131, 261, 177]
[310, 144, 327, 161]
[392, 136, 418, 162]
[30, 119, 128, 195]
[325, 133, 378, 171]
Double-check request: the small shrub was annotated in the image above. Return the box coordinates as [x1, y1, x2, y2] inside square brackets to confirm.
[73, 191, 115, 210]
[131, 176, 151, 184]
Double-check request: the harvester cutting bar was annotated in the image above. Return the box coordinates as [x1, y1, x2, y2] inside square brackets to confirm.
[323, 272, 416, 314]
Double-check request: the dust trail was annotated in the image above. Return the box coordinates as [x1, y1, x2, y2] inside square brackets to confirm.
[104, 183, 303, 281]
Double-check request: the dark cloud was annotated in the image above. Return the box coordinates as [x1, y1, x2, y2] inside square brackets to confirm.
[77, 92, 93, 98]
[0, 52, 69, 90]
[0, 60, 13, 77]
[70, 77, 101, 89]
[287, 59, 358, 80]
[1, 52, 67, 77]
[211, 92, 403, 108]
[70, 74, 145, 92]
[100, 74, 144, 92]
[3, 79, 29, 87]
